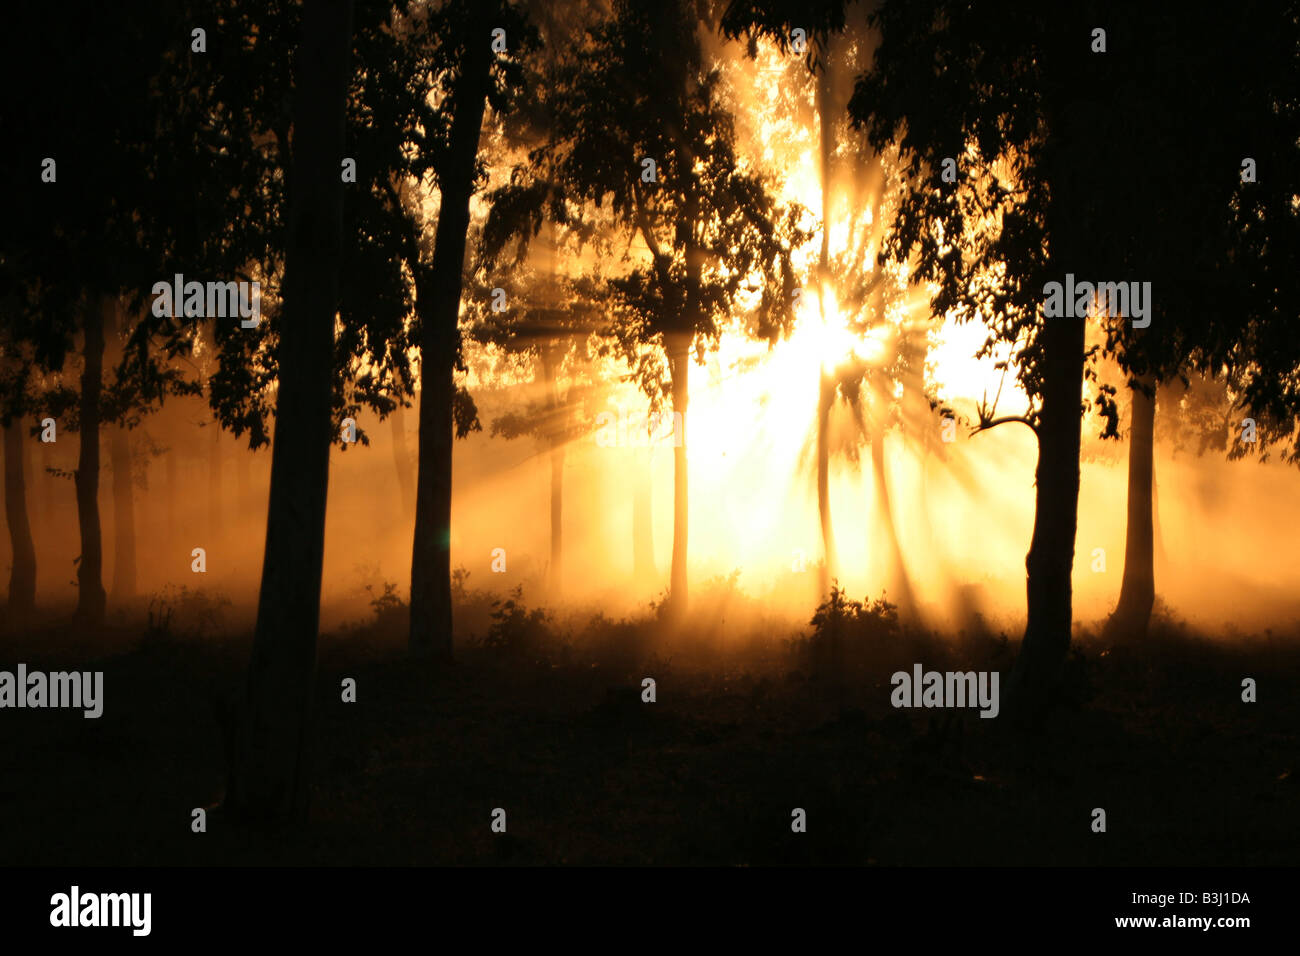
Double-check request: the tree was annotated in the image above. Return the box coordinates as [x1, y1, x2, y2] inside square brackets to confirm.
[410, 5, 498, 657]
[0, 327, 37, 618]
[1082, 6, 1299, 640]
[104, 299, 143, 602]
[846, 1, 1300, 713]
[725, 2, 937, 613]
[2, 1, 212, 623]
[227, 0, 355, 822]
[389, 378, 417, 520]
[838, 4, 1125, 717]
[472, 2, 612, 598]
[471, 232, 604, 596]
[504, 0, 808, 615]
[69, 299, 107, 622]
[343, 0, 533, 658]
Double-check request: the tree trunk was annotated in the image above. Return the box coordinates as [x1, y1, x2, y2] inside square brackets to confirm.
[390, 399, 415, 520]
[106, 298, 136, 602]
[1107, 375, 1156, 638]
[74, 296, 107, 623]
[4, 419, 37, 617]
[409, 23, 491, 658]
[816, 371, 836, 596]
[814, 30, 834, 281]
[104, 303, 137, 602]
[815, 30, 836, 599]
[541, 225, 565, 596]
[228, 0, 353, 823]
[541, 345, 564, 595]
[1006, 310, 1087, 720]
[666, 331, 691, 614]
[869, 399, 914, 614]
[109, 422, 136, 601]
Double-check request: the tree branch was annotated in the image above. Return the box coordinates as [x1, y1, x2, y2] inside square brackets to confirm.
[631, 177, 667, 266]
[971, 413, 1038, 437]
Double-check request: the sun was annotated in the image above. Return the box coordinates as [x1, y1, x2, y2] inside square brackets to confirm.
[785, 286, 881, 376]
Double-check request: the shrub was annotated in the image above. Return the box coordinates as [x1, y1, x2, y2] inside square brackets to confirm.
[143, 584, 232, 643]
[363, 580, 407, 637]
[797, 584, 899, 674]
[483, 586, 553, 656]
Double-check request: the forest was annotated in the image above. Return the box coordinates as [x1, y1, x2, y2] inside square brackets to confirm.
[1, 0, 1298, 867]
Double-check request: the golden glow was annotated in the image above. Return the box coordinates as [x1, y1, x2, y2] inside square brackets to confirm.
[396, 33, 1300, 637]
[457, 33, 1051, 623]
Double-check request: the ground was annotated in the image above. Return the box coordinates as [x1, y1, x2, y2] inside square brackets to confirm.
[1, 596, 1296, 866]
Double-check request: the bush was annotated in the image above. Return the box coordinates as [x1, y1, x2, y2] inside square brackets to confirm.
[483, 586, 554, 656]
[142, 585, 232, 643]
[796, 584, 899, 675]
[449, 565, 498, 642]
[363, 580, 407, 637]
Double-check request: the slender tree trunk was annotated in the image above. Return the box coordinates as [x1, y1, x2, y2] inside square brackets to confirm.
[1108, 375, 1156, 638]
[74, 296, 107, 623]
[4, 419, 37, 617]
[390, 399, 415, 520]
[541, 346, 564, 594]
[1006, 309, 1087, 720]
[904, 361, 941, 614]
[541, 226, 565, 595]
[107, 301, 136, 602]
[633, 444, 654, 580]
[814, 30, 834, 286]
[816, 371, 836, 595]
[109, 422, 136, 601]
[665, 331, 692, 615]
[869, 400, 914, 613]
[409, 23, 491, 658]
[228, 0, 353, 822]
[814, 31, 836, 598]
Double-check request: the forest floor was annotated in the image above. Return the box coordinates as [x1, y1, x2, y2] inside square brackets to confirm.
[1, 589, 1297, 866]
